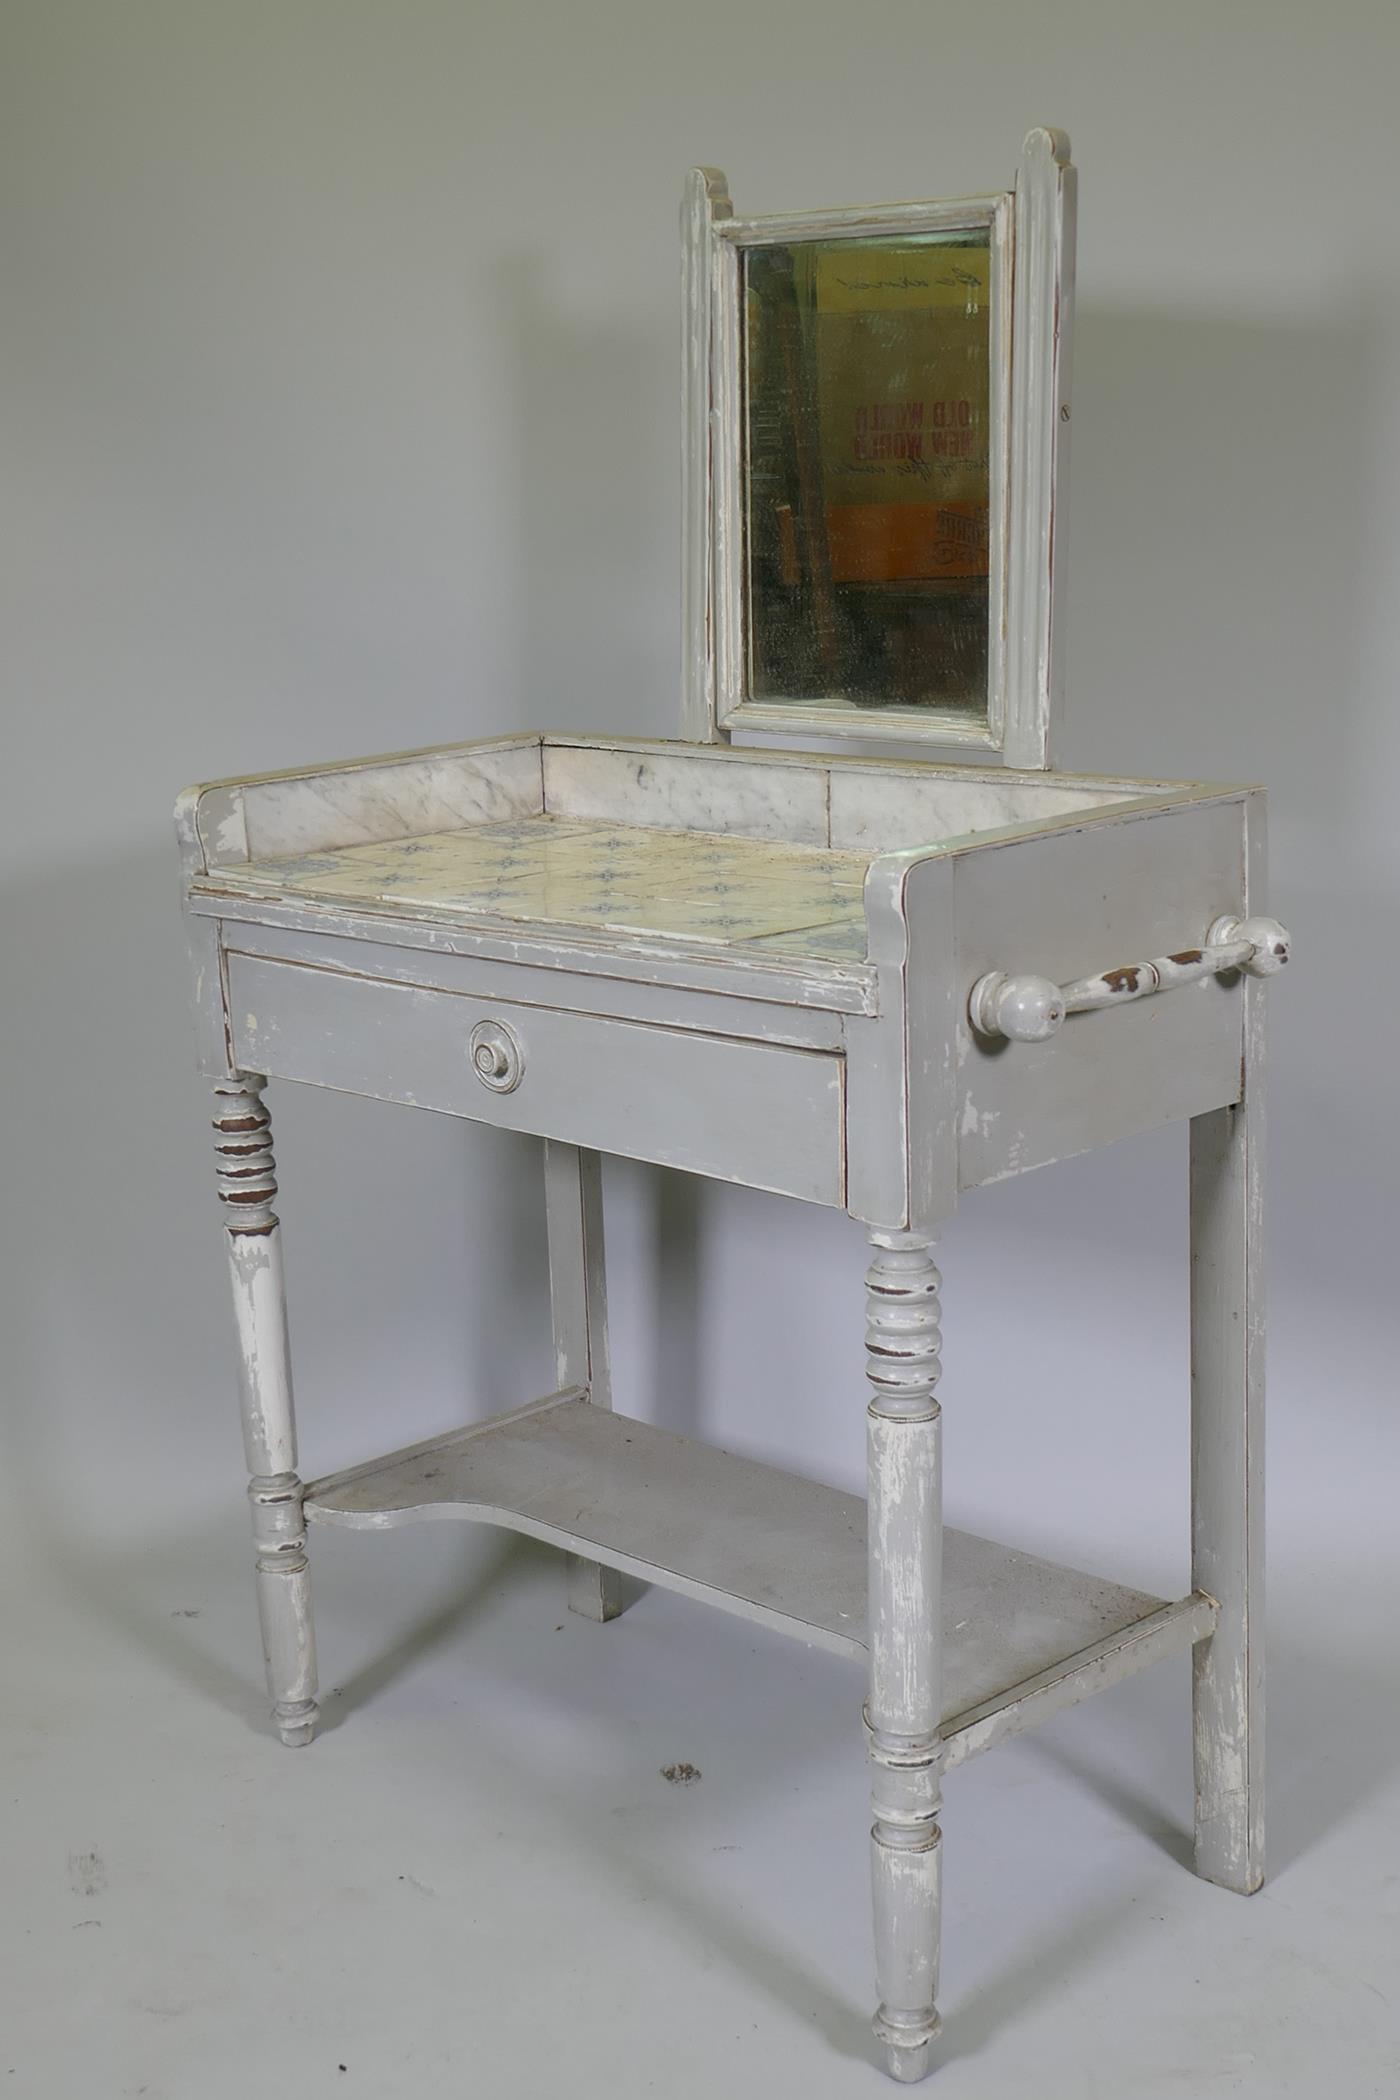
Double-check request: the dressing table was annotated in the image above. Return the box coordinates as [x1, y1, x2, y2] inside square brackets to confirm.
[177, 131, 1288, 2081]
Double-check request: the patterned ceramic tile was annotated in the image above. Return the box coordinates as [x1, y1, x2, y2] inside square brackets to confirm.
[217, 817, 871, 960]
[749, 916, 872, 963]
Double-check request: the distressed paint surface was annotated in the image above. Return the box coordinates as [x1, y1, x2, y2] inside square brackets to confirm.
[866, 1233, 944, 2081]
[303, 1387, 1181, 1713]
[170, 122, 1290, 2092]
[198, 882, 878, 1014]
[1190, 796, 1269, 1895]
[227, 952, 848, 1208]
[969, 912, 1291, 1041]
[681, 166, 732, 740]
[213, 1078, 318, 1748]
[685, 130, 1072, 770]
[953, 800, 1251, 1190]
[544, 1141, 626, 1623]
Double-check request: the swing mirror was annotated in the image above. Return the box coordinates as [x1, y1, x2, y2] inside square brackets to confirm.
[683, 131, 1075, 768]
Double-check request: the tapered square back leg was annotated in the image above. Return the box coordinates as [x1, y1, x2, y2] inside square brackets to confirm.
[544, 1141, 626, 1622]
[213, 1075, 318, 1747]
[1190, 1085, 1265, 1893]
[865, 1230, 944, 2082]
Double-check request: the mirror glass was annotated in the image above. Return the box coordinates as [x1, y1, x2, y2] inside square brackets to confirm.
[743, 227, 993, 716]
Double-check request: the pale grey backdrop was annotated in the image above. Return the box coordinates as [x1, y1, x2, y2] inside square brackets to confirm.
[3, 6, 1397, 2096]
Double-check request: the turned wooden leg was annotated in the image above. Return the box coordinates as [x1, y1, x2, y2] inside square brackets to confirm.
[1190, 1076, 1265, 1891]
[213, 1075, 318, 1748]
[865, 1231, 944, 2083]
[544, 1140, 625, 1623]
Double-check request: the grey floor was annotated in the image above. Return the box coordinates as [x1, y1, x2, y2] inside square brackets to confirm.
[5, 1486, 1397, 2100]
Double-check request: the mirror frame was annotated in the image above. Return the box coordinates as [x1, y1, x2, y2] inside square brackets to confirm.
[681, 129, 1075, 768]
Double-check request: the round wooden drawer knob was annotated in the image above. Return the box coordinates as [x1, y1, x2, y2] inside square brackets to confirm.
[469, 1019, 524, 1093]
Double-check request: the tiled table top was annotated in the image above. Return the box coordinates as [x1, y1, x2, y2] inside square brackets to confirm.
[213, 816, 872, 962]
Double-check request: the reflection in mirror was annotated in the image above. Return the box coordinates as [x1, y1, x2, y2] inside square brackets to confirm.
[744, 228, 992, 716]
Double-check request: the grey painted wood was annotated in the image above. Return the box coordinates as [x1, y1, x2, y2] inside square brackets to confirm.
[680, 168, 731, 742]
[173, 786, 237, 1079]
[211, 1076, 318, 1748]
[172, 131, 1291, 2084]
[864, 1233, 944, 2082]
[688, 131, 1073, 767]
[226, 953, 847, 1207]
[177, 734, 1281, 2090]
[968, 913, 1291, 1043]
[222, 921, 850, 1051]
[302, 1391, 1181, 1718]
[844, 860, 916, 1231]
[845, 852, 960, 1235]
[1004, 129, 1076, 768]
[953, 799, 1250, 1187]
[720, 195, 1007, 245]
[182, 907, 234, 1080]
[543, 1141, 625, 1623]
[902, 859, 961, 1234]
[1190, 790, 1268, 1895]
[306, 1391, 869, 1652]
[943, 1592, 1217, 1770]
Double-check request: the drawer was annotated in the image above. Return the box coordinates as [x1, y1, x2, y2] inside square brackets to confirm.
[226, 952, 846, 1207]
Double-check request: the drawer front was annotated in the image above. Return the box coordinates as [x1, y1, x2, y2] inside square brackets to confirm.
[226, 953, 845, 1206]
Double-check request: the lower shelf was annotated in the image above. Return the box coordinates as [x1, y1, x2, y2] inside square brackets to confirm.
[304, 1391, 1216, 1767]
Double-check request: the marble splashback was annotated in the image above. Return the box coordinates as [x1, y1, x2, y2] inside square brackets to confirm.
[827, 770, 1135, 851]
[542, 737, 1138, 855]
[542, 743, 831, 845]
[240, 741, 544, 861]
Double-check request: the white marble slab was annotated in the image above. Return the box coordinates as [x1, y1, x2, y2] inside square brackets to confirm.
[240, 742, 544, 860]
[828, 771, 1133, 853]
[542, 743, 830, 845]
